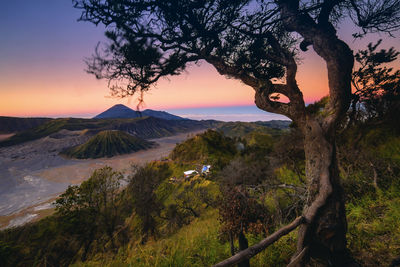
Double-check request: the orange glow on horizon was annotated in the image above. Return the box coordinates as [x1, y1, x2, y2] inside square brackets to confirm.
[0, 54, 329, 117]
[2, 2, 399, 119]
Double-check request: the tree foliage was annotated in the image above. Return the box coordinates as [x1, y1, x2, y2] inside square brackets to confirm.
[351, 40, 400, 121]
[127, 163, 171, 242]
[55, 166, 124, 255]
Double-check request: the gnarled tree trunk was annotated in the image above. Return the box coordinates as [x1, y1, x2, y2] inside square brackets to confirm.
[291, 118, 354, 266]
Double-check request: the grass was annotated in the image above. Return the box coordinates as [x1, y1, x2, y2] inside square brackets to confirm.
[216, 121, 285, 139]
[170, 130, 237, 169]
[72, 209, 232, 267]
[347, 187, 400, 266]
[72, 208, 298, 267]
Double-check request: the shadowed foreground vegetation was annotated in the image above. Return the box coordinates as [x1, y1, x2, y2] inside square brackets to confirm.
[1, 110, 399, 266]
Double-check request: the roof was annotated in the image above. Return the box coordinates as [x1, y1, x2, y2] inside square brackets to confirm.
[184, 170, 198, 175]
[201, 165, 211, 172]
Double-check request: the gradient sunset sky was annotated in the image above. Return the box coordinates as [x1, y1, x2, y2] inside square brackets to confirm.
[1, 1, 399, 121]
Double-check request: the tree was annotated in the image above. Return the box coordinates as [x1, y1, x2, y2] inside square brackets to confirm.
[351, 40, 400, 122]
[73, 0, 400, 265]
[56, 166, 123, 257]
[218, 186, 270, 267]
[127, 163, 171, 242]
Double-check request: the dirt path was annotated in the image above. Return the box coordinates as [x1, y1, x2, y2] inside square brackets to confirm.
[0, 130, 203, 228]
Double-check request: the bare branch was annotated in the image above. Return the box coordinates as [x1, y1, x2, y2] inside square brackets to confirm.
[212, 216, 304, 267]
[349, 0, 400, 35]
[203, 54, 259, 88]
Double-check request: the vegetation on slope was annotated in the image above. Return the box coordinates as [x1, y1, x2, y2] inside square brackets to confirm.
[216, 121, 288, 139]
[0, 116, 210, 147]
[1, 110, 400, 266]
[62, 130, 156, 159]
[0, 118, 110, 147]
[0, 116, 52, 134]
[170, 130, 237, 169]
[337, 122, 400, 266]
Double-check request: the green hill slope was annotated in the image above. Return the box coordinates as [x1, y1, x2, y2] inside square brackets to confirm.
[216, 121, 287, 139]
[62, 130, 156, 159]
[170, 130, 237, 168]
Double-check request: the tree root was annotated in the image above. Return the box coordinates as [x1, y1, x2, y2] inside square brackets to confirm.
[287, 246, 309, 267]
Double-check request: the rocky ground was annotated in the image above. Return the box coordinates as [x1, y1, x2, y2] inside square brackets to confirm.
[0, 130, 203, 229]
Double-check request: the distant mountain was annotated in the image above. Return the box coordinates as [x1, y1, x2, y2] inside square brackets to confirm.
[0, 116, 52, 134]
[93, 104, 138, 119]
[141, 109, 186, 120]
[94, 104, 186, 120]
[62, 130, 156, 159]
[254, 120, 291, 129]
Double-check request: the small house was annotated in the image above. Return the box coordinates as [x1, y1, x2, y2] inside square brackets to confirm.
[184, 170, 198, 178]
[201, 165, 211, 174]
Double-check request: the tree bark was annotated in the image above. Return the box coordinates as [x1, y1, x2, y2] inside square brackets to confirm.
[238, 231, 250, 267]
[213, 217, 303, 267]
[291, 118, 356, 266]
[229, 231, 235, 256]
[272, 3, 359, 265]
[209, 3, 358, 265]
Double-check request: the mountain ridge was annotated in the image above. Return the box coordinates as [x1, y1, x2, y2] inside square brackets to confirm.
[94, 104, 186, 120]
[0, 117, 52, 134]
[0, 116, 211, 147]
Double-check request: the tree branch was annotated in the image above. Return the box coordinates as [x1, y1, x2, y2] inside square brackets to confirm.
[279, 0, 353, 131]
[203, 54, 259, 88]
[255, 81, 305, 123]
[318, 0, 342, 26]
[212, 216, 304, 267]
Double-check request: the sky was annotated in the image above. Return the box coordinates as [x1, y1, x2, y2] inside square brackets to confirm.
[0, 1, 399, 121]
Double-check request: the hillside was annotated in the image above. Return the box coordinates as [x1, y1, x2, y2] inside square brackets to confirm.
[0, 118, 109, 147]
[1, 119, 400, 267]
[170, 130, 237, 168]
[215, 121, 288, 139]
[254, 120, 291, 129]
[112, 116, 203, 138]
[0, 117, 210, 147]
[62, 130, 156, 159]
[94, 104, 186, 120]
[0, 117, 52, 134]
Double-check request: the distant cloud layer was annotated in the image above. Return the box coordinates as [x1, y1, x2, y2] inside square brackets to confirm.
[167, 105, 290, 122]
[179, 113, 288, 122]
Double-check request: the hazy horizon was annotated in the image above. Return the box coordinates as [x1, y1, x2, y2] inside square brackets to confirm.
[0, 104, 290, 122]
